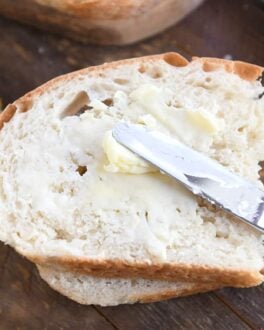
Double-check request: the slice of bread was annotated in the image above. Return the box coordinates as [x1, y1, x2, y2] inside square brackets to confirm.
[0, 53, 263, 287]
[0, 0, 204, 45]
[38, 265, 220, 306]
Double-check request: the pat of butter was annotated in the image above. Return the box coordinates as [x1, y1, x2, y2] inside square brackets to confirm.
[145, 240, 167, 262]
[129, 84, 222, 138]
[130, 84, 169, 122]
[164, 108, 220, 147]
[186, 110, 218, 134]
[103, 131, 156, 174]
[130, 84, 162, 105]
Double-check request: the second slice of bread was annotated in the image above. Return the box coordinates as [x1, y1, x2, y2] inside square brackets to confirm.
[0, 0, 204, 45]
[38, 265, 220, 306]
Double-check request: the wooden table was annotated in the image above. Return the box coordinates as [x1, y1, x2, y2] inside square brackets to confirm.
[0, 0, 263, 329]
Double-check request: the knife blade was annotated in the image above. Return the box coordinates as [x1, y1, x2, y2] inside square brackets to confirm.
[112, 122, 264, 232]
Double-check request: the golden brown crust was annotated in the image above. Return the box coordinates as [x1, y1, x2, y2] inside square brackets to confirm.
[1, 52, 262, 128]
[135, 283, 221, 304]
[27, 253, 263, 288]
[193, 57, 264, 81]
[0, 53, 187, 127]
[0, 0, 205, 45]
[35, 0, 158, 20]
[0, 104, 17, 129]
[2, 52, 264, 287]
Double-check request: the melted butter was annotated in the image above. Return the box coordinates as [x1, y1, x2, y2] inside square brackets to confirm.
[88, 169, 197, 261]
[59, 84, 224, 261]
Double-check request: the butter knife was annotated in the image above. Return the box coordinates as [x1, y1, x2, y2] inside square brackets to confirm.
[112, 122, 264, 232]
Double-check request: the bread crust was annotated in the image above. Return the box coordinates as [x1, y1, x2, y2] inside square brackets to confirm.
[38, 265, 221, 306]
[1, 52, 262, 127]
[1, 52, 264, 287]
[133, 283, 220, 304]
[27, 253, 263, 287]
[0, 53, 188, 128]
[0, 0, 204, 45]
[193, 57, 263, 81]
[35, 0, 161, 20]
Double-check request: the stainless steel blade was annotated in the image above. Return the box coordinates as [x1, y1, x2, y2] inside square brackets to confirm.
[112, 122, 264, 232]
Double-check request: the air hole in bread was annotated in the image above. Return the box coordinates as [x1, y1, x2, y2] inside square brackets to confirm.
[163, 53, 189, 67]
[216, 231, 229, 239]
[258, 73, 264, 99]
[174, 103, 183, 109]
[138, 65, 146, 73]
[237, 126, 246, 132]
[60, 91, 89, 118]
[146, 67, 163, 78]
[152, 71, 163, 79]
[75, 105, 91, 116]
[138, 64, 163, 79]
[56, 229, 68, 239]
[257, 72, 264, 86]
[145, 211, 149, 221]
[114, 78, 129, 85]
[258, 161, 264, 183]
[47, 102, 54, 109]
[130, 279, 137, 287]
[202, 215, 215, 224]
[76, 165, 87, 176]
[102, 98, 113, 107]
[0, 177, 6, 202]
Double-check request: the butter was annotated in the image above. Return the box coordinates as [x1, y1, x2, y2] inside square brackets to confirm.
[186, 110, 218, 134]
[102, 84, 223, 174]
[145, 239, 167, 262]
[113, 91, 128, 109]
[129, 84, 221, 138]
[130, 84, 163, 106]
[137, 114, 157, 128]
[129, 84, 169, 122]
[103, 131, 156, 174]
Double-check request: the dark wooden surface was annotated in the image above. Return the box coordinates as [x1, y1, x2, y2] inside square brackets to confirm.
[0, 0, 263, 329]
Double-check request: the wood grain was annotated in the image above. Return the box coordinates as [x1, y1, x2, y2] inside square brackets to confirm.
[0, 244, 114, 330]
[215, 287, 264, 329]
[98, 294, 251, 330]
[0, 0, 264, 329]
